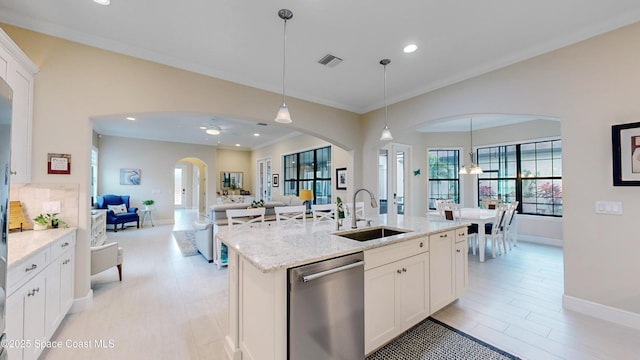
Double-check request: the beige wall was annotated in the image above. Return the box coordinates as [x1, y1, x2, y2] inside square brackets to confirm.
[2, 24, 361, 302]
[250, 133, 352, 204]
[98, 135, 216, 222]
[361, 23, 640, 314]
[215, 148, 252, 195]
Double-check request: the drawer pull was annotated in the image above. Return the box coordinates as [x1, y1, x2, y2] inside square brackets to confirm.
[419, 242, 424, 248]
[440, 234, 448, 238]
[25, 264, 37, 272]
[458, 233, 466, 236]
[63, 259, 71, 265]
[10, 170, 16, 175]
[456, 249, 461, 253]
[396, 269, 402, 274]
[61, 242, 70, 247]
[402, 268, 407, 272]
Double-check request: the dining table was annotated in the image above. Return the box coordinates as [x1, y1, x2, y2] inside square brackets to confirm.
[428, 207, 497, 262]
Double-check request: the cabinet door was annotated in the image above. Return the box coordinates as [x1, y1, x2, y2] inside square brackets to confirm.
[364, 261, 399, 354]
[429, 230, 455, 313]
[45, 257, 62, 338]
[7, 64, 33, 183]
[6, 289, 25, 360]
[22, 273, 47, 360]
[399, 252, 430, 332]
[60, 253, 75, 314]
[455, 241, 468, 296]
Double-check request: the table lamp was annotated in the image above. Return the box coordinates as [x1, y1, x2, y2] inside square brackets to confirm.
[299, 189, 313, 213]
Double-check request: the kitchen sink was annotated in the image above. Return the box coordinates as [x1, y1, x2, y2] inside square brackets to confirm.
[335, 226, 412, 242]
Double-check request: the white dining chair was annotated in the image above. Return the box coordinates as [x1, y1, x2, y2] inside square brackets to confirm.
[226, 207, 266, 231]
[503, 201, 519, 250]
[311, 203, 337, 222]
[484, 204, 508, 258]
[345, 202, 365, 219]
[481, 198, 503, 210]
[275, 205, 306, 226]
[434, 199, 455, 216]
[441, 203, 480, 255]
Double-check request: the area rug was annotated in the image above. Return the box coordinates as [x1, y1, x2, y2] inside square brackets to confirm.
[173, 230, 198, 257]
[367, 317, 520, 360]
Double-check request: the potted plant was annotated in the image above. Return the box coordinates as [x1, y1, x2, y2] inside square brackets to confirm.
[142, 199, 155, 210]
[33, 214, 49, 231]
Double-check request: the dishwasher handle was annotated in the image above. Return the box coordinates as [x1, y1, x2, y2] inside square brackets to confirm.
[301, 260, 365, 283]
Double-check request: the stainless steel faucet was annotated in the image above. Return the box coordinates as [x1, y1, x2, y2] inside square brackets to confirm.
[352, 188, 378, 229]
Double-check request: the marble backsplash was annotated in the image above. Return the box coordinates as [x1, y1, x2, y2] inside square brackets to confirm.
[10, 183, 80, 228]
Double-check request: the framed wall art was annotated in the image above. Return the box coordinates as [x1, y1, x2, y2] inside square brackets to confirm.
[336, 168, 347, 190]
[120, 168, 141, 185]
[47, 153, 71, 175]
[612, 121, 640, 186]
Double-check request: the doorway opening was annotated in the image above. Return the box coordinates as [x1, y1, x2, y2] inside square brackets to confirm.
[175, 157, 208, 215]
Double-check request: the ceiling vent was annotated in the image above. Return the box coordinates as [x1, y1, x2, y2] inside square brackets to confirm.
[318, 54, 343, 67]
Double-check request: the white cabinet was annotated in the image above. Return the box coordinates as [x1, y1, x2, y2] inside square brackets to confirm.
[429, 230, 456, 313]
[455, 228, 468, 296]
[364, 237, 429, 354]
[0, 27, 37, 183]
[6, 231, 76, 360]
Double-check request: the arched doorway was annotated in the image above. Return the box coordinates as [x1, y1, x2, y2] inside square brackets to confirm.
[175, 157, 208, 215]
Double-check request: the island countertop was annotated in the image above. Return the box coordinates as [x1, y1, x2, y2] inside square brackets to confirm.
[216, 214, 466, 273]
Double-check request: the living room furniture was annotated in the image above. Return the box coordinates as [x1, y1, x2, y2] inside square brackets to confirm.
[91, 209, 107, 245]
[193, 220, 214, 263]
[90, 227, 124, 281]
[96, 194, 140, 232]
[208, 195, 304, 225]
[140, 208, 155, 227]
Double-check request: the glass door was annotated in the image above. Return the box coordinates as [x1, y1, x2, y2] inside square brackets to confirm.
[174, 166, 186, 208]
[378, 144, 410, 216]
[257, 157, 272, 201]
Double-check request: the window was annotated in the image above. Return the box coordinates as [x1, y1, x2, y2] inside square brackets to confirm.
[283, 146, 332, 204]
[477, 139, 562, 216]
[427, 149, 460, 209]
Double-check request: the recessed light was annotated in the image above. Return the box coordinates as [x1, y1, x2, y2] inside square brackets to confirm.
[403, 44, 418, 53]
[93, 0, 110, 5]
[206, 129, 220, 135]
[126, 117, 135, 121]
[253, 133, 260, 137]
[235, 144, 241, 147]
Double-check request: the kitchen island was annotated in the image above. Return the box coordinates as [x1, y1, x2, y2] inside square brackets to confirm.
[217, 214, 469, 360]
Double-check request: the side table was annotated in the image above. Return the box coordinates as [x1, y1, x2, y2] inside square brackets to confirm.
[140, 208, 155, 227]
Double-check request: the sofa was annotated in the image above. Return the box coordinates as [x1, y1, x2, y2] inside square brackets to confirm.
[208, 195, 304, 225]
[96, 195, 140, 232]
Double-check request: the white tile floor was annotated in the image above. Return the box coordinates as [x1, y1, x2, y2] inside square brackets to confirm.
[42, 210, 640, 359]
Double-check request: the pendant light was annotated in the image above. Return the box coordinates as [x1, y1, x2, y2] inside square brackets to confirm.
[379, 59, 393, 141]
[275, 9, 294, 123]
[459, 118, 483, 174]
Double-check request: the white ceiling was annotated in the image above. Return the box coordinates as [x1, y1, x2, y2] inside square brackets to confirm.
[2, 0, 639, 145]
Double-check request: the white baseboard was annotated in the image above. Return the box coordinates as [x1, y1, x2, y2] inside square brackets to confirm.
[70, 289, 93, 313]
[517, 234, 563, 247]
[563, 294, 640, 331]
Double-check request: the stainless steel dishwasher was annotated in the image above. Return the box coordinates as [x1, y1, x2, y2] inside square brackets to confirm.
[288, 252, 365, 360]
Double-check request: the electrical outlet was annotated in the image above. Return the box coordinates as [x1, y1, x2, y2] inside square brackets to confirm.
[43, 201, 61, 213]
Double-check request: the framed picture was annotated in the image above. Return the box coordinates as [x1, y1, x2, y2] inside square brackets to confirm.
[47, 153, 71, 175]
[612, 121, 640, 186]
[336, 168, 347, 190]
[120, 168, 141, 185]
[272, 174, 279, 187]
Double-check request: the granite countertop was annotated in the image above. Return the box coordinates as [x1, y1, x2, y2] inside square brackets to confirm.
[216, 214, 468, 273]
[8, 228, 77, 269]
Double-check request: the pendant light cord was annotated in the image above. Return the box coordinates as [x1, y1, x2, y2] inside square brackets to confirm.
[384, 63, 388, 127]
[282, 19, 288, 105]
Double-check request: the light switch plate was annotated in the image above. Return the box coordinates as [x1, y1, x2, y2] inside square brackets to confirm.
[43, 201, 61, 213]
[595, 201, 622, 215]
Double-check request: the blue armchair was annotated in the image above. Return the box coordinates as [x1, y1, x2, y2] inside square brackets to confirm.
[96, 195, 140, 232]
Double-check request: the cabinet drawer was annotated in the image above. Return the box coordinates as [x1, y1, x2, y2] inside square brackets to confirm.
[365, 237, 428, 270]
[51, 233, 75, 259]
[455, 227, 467, 243]
[8, 249, 48, 293]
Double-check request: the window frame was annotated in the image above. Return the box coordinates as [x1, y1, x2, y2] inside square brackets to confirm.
[283, 146, 332, 205]
[476, 138, 562, 217]
[427, 148, 461, 210]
